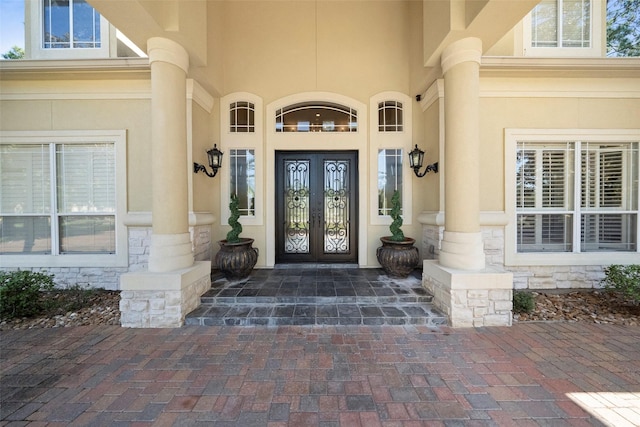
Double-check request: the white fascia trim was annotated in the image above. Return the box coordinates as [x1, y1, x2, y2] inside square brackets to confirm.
[480, 76, 640, 99]
[0, 79, 151, 101]
[420, 79, 444, 112]
[187, 79, 214, 113]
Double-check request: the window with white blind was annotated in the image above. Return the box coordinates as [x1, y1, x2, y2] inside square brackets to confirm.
[523, 0, 602, 57]
[514, 140, 638, 255]
[0, 130, 127, 267]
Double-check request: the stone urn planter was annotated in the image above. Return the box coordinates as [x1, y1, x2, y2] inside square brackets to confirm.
[216, 194, 258, 280]
[376, 236, 420, 278]
[215, 238, 258, 280]
[376, 190, 419, 278]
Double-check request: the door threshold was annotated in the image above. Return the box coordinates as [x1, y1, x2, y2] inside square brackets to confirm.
[275, 263, 359, 269]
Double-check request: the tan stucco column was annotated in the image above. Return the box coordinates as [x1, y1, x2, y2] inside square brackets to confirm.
[439, 37, 485, 271]
[147, 37, 194, 272]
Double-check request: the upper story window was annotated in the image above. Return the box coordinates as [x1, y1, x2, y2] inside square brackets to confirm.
[43, 0, 101, 49]
[523, 0, 602, 57]
[230, 102, 255, 133]
[378, 101, 403, 132]
[23, 0, 111, 59]
[275, 102, 357, 132]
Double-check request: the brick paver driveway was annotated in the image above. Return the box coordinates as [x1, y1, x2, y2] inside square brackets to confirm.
[2, 323, 639, 426]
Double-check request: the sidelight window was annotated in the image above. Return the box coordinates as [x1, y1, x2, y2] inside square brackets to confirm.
[377, 149, 403, 216]
[229, 149, 255, 217]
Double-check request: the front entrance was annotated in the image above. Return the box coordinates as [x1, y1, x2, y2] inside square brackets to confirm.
[275, 151, 358, 263]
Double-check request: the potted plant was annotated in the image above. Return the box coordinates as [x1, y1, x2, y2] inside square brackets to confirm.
[376, 190, 420, 278]
[215, 194, 258, 280]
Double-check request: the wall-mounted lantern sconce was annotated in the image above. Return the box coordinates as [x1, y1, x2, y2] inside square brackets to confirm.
[408, 144, 438, 177]
[194, 144, 223, 178]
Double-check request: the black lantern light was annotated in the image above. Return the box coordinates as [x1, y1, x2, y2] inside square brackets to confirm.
[194, 144, 223, 178]
[408, 144, 438, 177]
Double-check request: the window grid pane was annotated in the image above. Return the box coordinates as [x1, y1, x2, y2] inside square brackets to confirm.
[1, 144, 51, 214]
[230, 102, 255, 133]
[378, 101, 403, 132]
[229, 149, 255, 216]
[377, 149, 403, 216]
[59, 215, 115, 253]
[0, 216, 52, 254]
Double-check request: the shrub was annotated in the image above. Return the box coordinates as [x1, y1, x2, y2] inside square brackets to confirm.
[513, 291, 535, 314]
[388, 190, 405, 242]
[602, 264, 640, 304]
[0, 271, 55, 319]
[226, 193, 243, 243]
[56, 284, 98, 313]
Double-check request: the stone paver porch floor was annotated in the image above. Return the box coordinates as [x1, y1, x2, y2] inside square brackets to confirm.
[2, 322, 640, 425]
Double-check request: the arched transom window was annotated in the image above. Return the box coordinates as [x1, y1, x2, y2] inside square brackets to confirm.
[275, 102, 358, 132]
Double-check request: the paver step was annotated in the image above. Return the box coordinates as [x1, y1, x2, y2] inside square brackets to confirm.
[185, 301, 447, 326]
[185, 267, 448, 327]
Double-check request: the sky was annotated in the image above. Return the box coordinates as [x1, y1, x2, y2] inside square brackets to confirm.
[0, 0, 24, 54]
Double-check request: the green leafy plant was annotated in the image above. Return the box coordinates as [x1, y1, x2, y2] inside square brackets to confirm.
[513, 291, 535, 314]
[602, 264, 640, 304]
[56, 284, 98, 313]
[388, 190, 405, 242]
[226, 193, 243, 243]
[0, 271, 55, 319]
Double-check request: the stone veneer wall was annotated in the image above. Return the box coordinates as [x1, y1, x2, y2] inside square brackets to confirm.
[422, 224, 606, 289]
[0, 226, 212, 292]
[119, 267, 211, 328]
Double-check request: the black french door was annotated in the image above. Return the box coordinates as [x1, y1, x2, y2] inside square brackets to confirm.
[275, 151, 358, 263]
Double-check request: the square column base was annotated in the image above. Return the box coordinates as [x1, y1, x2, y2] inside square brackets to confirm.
[120, 261, 211, 328]
[422, 260, 513, 327]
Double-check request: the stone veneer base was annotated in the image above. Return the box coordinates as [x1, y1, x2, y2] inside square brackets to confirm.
[422, 260, 513, 327]
[119, 261, 211, 328]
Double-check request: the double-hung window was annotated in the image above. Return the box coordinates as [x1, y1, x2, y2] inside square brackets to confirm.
[0, 130, 127, 267]
[43, 0, 101, 49]
[524, 0, 602, 56]
[507, 129, 639, 265]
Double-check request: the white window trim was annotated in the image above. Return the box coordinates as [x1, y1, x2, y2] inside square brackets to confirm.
[0, 130, 128, 268]
[369, 92, 413, 226]
[220, 92, 263, 226]
[504, 128, 640, 266]
[520, 0, 603, 57]
[25, 0, 112, 60]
